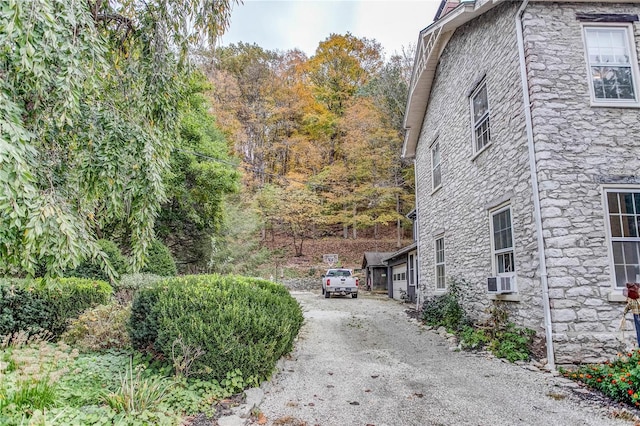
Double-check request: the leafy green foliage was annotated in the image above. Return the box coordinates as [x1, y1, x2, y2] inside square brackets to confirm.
[308, 33, 383, 116]
[0, 0, 238, 279]
[459, 326, 491, 351]
[487, 323, 536, 362]
[61, 302, 132, 351]
[421, 278, 470, 332]
[67, 239, 128, 282]
[0, 337, 266, 425]
[564, 350, 640, 409]
[0, 344, 181, 425]
[129, 275, 304, 382]
[0, 0, 109, 279]
[0, 335, 80, 422]
[114, 273, 165, 304]
[156, 73, 240, 273]
[0, 278, 112, 338]
[140, 240, 177, 277]
[422, 280, 535, 362]
[208, 195, 272, 275]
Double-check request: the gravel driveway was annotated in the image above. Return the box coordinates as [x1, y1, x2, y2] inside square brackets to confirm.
[257, 291, 636, 426]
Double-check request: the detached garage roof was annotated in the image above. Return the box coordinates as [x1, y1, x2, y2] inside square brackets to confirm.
[383, 242, 418, 263]
[362, 252, 394, 269]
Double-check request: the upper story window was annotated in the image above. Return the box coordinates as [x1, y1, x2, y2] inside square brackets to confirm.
[605, 189, 640, 288]
[435, 236, 446, 290]
[490, 206, 515, 275]
[583, 25, 640, 106]
[470, 82, 491, 154]
[431, 140, 441, 190]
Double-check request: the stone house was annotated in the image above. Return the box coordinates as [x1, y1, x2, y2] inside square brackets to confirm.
[403, 0, 640, 367]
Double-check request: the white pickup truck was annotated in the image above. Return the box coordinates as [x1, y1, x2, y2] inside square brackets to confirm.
[322, 269, 359, 298]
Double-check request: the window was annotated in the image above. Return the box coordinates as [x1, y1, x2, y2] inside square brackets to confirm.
[435, 237, 445, 290]
[491, 207, 515, 274]
[431, 140, 441, 190]
[583, 25, 640, 105]
[605, 189, 640, 288]
[470, 83, 490, 153]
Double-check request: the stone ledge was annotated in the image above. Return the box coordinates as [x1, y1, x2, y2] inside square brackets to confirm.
[607, 292, 626, 303]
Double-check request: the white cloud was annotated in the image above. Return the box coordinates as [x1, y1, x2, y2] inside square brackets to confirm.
[220, 0, 440, 58]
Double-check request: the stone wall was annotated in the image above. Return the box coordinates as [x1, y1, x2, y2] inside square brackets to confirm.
[414, 1, 640, 364]
[524, 2, 640, 363]
[281, 278, 321, 292]
[415, 1, 542, 332]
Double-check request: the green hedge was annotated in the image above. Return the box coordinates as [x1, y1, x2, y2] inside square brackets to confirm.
[140, 240, 177, 277]
[0, 278, 112, 338]
[129, 275, 303, 382]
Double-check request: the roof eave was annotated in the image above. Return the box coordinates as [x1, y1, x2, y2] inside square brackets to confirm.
[402, 0, 505, 159]
[382, 242, 419, 262]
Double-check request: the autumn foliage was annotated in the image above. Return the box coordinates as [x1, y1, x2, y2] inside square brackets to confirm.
[208, 34, 416, 254]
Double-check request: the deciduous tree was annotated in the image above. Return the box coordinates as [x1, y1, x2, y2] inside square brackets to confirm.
[0, 0, 237, 277]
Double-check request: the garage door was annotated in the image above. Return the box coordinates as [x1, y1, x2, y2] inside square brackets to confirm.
[392, 264, 407, 300]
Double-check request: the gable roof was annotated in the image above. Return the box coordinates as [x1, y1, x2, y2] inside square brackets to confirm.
[402, 0, 503, 159]
[401, 0, 640, 159]
[362, 251, 394, 268]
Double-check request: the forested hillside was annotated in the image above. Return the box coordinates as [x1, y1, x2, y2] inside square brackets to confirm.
[0, 0, 414, 279]
[202, 36, 416, 275]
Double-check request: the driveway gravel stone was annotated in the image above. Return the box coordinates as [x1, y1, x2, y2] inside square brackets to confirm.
[255, 291, 638, 426]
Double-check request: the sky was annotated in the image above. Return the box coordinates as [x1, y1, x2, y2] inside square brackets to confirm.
[219, 1, 442, 58]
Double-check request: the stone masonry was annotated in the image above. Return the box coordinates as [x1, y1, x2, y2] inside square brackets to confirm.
[414, 1, 640, 364]
[524, 2, 640, 363]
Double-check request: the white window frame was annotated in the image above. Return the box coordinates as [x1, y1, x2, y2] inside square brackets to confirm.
[435, 236, 446, 291]
[603, 186, 640, 289]
[431, 140, 441, 191]
[470, 81, 491, 155]
[409, 253, 416, 287]
[489, 205, 516, 277]
[582, 23, 640, 107]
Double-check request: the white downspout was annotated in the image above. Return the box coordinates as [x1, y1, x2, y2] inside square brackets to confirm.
[414, 158, 422, 312]
[515, 0, 556, 370]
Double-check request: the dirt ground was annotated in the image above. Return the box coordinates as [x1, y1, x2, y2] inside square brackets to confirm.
[256, 291, 638, 426]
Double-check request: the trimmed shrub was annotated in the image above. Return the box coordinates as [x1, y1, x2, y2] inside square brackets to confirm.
[140, 240, 177, 277]
[67, 239, 128, 282]
[0, 278, 112, 338]
[114, 273, 164, 304]
[61, 302, 132, 351]
[130, 275, 303, 382]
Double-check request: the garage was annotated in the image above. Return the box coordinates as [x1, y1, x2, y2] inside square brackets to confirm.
[391, 264, 407, 300]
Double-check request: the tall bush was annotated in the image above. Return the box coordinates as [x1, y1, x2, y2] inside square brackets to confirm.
[140, 240, 177, 277]
[67, 239, 128, 282]
[130, 275, 303, 382]
[0, 278, 112, 338]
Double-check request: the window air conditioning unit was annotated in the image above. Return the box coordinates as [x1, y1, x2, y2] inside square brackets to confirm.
[487, 275, 516, 294]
